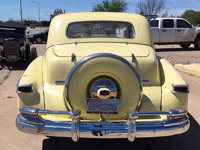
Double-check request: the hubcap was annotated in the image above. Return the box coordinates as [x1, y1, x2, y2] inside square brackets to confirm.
[89, 77, 119, 99]
[36, 38, 42, 43]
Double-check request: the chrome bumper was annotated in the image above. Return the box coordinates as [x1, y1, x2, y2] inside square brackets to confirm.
[16, 108, 189, 142]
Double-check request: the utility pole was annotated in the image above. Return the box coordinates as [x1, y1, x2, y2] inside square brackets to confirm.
[38, 2, 40, 23]
[31, 1, 40, 23]
[20, 0, 22, 22]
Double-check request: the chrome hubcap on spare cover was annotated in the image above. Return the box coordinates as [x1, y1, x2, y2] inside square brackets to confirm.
[89, 76, 119, 100]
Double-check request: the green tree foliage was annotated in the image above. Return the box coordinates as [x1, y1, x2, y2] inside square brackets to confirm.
[181, 10, 200, 26]
[92, 0, 128, 12]
[17, 20, 50, 27]
[4, 19, 50, 27]
[40, 21, 50, 27]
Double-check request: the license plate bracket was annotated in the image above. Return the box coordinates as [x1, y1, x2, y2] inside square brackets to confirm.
[86, 98, 119, 114]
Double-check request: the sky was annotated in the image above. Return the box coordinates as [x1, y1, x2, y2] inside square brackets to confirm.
[0, 0, 200, 22]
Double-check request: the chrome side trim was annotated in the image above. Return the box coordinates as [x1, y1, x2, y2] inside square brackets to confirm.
[16, 83, 33, 94]
[17, 114, 44, 126]
[142, 80, 149, 83]
[65, 53, 142, 107]
[16, 108, 189, 142]
[55, 80, 65, 84]
[47, 42, 152, 50]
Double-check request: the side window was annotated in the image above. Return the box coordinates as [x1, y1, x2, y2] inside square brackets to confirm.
[149, 20, 159, 27]
[162, 19, 174, 28]
[177, 20, 190, 28]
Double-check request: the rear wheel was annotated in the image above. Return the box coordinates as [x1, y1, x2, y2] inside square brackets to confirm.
[25, 43, 30, 61]
[30, 47, 37, 61]
[194, 37, 200, 50]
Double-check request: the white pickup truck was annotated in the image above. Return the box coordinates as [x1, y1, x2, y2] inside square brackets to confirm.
[149, 18, 200, 49]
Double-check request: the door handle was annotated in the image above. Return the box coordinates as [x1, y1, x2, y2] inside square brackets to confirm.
[162, 30, 167, 32]
[177, 30, 182, 32]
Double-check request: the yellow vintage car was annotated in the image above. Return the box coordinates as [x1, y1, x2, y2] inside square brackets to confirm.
[16, 13, 189, 142]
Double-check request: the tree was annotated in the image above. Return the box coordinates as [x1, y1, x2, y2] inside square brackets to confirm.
[40, 21, 50, 27]
[54, 8, 63, 16]
[181, 10, 200, 26]
[92, 0, 128, 12]
[51, 8, 64, 20]
[136, 0, 166, 15]
[161, 11, 168, 18]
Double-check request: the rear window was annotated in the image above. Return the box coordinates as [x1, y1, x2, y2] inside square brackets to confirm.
[67, 21, 135, 39]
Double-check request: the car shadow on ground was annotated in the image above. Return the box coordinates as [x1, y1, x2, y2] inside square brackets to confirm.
[155, 47, 196, 52]
[42, 113, 199, 150]
[0, 60, 31, 71]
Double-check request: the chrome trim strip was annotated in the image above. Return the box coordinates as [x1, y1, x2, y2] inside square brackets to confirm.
[17, 114, 44, 126]
[163, 115, 189, 127]
[19, 107, 71, 115]
[142, 80, 149, 83]
[65, 53, 142, 107]
[46, 42, 152, 50]
[19, 108, 39, 115]
[19, 107, 188, 117]
[55, 80, 65, 84]
[16, 108, 189, 142]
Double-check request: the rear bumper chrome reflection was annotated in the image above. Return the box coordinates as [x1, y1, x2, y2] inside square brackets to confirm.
[16, 108, 190, 142]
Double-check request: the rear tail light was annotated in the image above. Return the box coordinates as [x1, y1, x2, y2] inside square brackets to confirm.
[16, 84, 33, 94]
[172, 84, 189, 94]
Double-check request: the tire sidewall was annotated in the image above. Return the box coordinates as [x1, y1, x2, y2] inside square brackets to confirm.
[194, 37, 200, 49]
[36, 37, 42, 44]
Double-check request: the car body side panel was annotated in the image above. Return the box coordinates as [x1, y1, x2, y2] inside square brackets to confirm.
[17, 57, 45, 112]
[42, 48, 72, 112]
[159, 58, 188, 111]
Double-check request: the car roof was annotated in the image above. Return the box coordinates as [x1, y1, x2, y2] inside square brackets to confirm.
[0, 22, 26, 29]
[47, 12, 153, 48]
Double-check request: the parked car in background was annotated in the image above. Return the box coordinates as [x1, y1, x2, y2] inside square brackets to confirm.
[149, 17, 200, 49]
[28, 29, 49, 44]
[16, 13, 189, 142]
[30, 24, 38, 29]
[0, 22, 37, 62]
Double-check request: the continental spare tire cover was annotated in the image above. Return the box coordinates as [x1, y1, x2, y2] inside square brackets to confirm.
[65, 53, 142, 120]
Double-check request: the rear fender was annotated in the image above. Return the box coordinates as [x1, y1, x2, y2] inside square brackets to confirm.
[158, 57, 188, 111]
[17, 56, 45, 112]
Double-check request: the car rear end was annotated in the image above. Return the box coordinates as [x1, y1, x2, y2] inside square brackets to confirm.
[16, 13, 190, 142]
